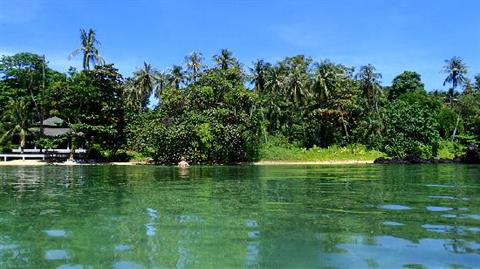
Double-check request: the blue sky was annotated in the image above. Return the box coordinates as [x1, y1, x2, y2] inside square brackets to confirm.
[1, 0, 479, 90]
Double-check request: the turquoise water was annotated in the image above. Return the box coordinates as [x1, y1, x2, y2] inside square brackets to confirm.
[0, 165, 479, 268]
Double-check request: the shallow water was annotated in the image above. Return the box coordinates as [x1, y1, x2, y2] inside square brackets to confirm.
[0, 164, 479, 268]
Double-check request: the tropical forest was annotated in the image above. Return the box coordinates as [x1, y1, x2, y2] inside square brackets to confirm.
[1, 29, 479, 164]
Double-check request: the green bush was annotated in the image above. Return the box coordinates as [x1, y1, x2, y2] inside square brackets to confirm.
[127, 68, 263, 164]
[258, 136, 385, 161]
[382, 100, 440, 158]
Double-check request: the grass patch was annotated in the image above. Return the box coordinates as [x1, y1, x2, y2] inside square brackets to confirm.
[258, 137, 385, 162]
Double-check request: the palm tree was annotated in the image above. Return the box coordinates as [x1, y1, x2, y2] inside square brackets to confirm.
[213, 49, 238, 70]
[312, 61, 344, 103]
[170, 65, 185, 90]
[356, 64, 382, 111]
[0, 99, 31, 153]
[128, 62, 159, 112]
[249, 59, 270, 95]
[265, 66, 284, 94]
[184, 51, 203, 82]
[154, 71, 170, 100]
[443, 57, 468, 142]
[443, 57, 468, 106]
[283, 66, 310, 104]
[69, 29, 105, 70]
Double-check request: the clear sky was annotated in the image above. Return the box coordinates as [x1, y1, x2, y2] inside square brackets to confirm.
[1, 0, 479, 90]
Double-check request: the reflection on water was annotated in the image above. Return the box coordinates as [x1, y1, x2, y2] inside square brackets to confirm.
[0, 165, 479, 268]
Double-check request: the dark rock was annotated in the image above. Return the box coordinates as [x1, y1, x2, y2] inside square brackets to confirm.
[374, 156, 408, 164]
[373, 157, 389, 164]
[392, 157, 407, 164]
[404, 154, 429, 164]
[374, 155, 458, 165]
[438, 158, 453, 164]
[460, 144, 480, 164]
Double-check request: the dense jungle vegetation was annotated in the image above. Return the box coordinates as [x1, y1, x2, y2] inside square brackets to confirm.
[1, 29, 479, 163]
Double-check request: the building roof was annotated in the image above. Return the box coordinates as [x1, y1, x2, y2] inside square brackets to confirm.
[32, 117, 71, 137]
[43, 127, 71, 137]
[35, 116, 65, 127]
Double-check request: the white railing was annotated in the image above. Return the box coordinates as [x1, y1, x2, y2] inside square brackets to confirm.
[11, 148, 87, 154]
[1, 154, 46, 161]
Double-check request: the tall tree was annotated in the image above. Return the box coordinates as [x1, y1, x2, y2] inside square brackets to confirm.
[443, 57, 468, 141]
[281, 55, 311, 105]
[249, 59, 270, 95]
[153, 71, 170, 101]
[356, 64, 382, 111]
[126, 62, 159, 112]
[0, 99, 32, 153]
[311, 60, 343, 103]
[169, 65, 185, 90]
[69, 29, 105, 70]
[184, 51, 203, 82]
[473, 74, 480, 92]
[443, 57, 468, 105]
[213, 49, 238, 70]
[0, 53, 48, 133]
[389, 71, 425, 100]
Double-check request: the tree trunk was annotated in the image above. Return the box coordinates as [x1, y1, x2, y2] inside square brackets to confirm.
[451, 115, 460, 142]
[341, 117, 349, 139]
[69, 136, 76, 161]
[20, 137, 25, 154]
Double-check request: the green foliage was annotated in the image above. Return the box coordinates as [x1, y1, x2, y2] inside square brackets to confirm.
[46, 64, 125, 152]
[259, 136, 384, 161]
[437, 107, 460, 139]
[437, 140, 464, 159]
[2, 45, 480, 163]
[389, 71, 425, 100]
[382, 100, 440, 158]
[127, 67, 262, 164]
[35, 136, 67, 149]
[455, 92, 480, 136]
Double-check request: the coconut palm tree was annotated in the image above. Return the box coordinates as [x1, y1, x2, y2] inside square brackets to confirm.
[356, 64, 382, 111]
[284, 68, 310, 104]
[249, 59, 270, 95]
[0, 99, 31, 153]
[128, 62, 159, 112]
[169, 65, 185, 90]
[184, 51, 203, 82]
[443, 57, 468, 106]
[154, 71, 170, 100]
[265, 66, 284, 94]
[312, 61, 344, 103]
[443, 57, 468, 142]
[69, 29, 105, 70]
[213, 49, 238, 70]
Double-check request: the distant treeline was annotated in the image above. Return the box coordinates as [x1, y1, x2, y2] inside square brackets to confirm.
[1, 29, 479, 163]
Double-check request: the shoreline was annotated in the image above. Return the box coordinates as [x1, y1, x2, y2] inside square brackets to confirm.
[0, 159, 374, 166]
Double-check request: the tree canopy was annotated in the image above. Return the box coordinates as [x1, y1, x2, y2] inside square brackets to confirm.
[1, 31, 480, 162]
